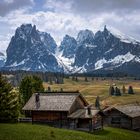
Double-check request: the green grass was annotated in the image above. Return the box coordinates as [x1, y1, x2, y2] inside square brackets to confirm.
[43, 77, 140, 106]
[0, 123, 140, 140]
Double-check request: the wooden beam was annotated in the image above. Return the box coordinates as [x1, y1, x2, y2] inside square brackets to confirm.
[31, 111, 33, 124]
[131, 118, 133, 130]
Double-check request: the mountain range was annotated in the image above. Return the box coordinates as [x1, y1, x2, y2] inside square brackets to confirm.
[1, 24, 140, 75]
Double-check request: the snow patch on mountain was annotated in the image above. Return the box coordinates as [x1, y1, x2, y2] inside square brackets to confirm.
[95, 58, 107, 70]
[7, 59, 30, 67]
[95, 52, 136, 70]
[109, 52, 135, 64]
[107, 27, 140, 44]
[55, 47, 74, 73]
[72, 66, 87, 73]
[105, 49, 113, 54]
[85, 44, 97, 48]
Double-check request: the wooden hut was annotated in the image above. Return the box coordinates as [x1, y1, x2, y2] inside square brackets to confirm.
[68, 106, 103, 131]
[23, 91, 103, 131]
[103, 104, 140, 130]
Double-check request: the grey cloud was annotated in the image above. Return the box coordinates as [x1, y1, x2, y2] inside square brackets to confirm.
[0, 0, 34, 16]
[71, 0, 140, 14]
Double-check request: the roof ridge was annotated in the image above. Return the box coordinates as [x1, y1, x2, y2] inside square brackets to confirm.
[36, 90, 79, 93]
[34, 92, 80, 96]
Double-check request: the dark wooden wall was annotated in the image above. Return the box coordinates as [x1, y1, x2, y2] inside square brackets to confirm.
[104, 109, 132, 129]
[32, 111, 68, 122]
[132, 116, 140, 130]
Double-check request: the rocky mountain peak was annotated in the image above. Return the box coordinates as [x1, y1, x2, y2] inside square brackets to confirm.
[76, 29, 94, 44]
[4, 24, 62, 72]
[16, 24, 33, 36]
[59, 34, 77, 59]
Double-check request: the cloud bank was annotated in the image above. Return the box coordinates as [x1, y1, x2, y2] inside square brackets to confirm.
[0, 0, 34, 16]
[0, 0, 140, 53]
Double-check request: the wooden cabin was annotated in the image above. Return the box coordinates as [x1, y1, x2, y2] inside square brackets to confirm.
[103, 105, 140, 130]
[23, 91, 103, 131]
[68, 107, 103, 131]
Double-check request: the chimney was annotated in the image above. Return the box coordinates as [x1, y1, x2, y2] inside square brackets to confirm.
[35, 93, 40, 109]
[87, 107, 91, 115]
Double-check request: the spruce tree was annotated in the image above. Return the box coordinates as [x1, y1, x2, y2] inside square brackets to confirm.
[109, 86, 115, 96]
[48, 86, 51, 92]
[128, 86, 134, 94]
[114, 87, 121, 96]
[72, 76, 75, 81]
[0, 74, 19, 122]
[85, 77, 88, 82]
[122, 85, 126, 94]
[95, 96, 100, 109]
[19, 76, 44, 104]
[32, 76, 44, 92]
[75, 76, 78, 82]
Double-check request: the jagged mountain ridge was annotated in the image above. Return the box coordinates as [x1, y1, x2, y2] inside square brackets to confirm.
[58, 26, 140, 74]
[2, 24, 140, 75]
[4, 24, 63, 72]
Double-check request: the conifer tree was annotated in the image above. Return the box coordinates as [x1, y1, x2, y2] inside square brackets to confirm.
[128, 86, 134, 94]
[95, 96, 100, 109]
[0, 74, 19, 122]
[72, 76, 75, 81]
[109, 86, 115, 96]
[19, 76, 44, 104]
[75, 76, 78, 82]
[85, 77, 88, 82]
[48, 86, 51, 92]
[114, 87, 121, 96]
[60, 88, 63, 92]
[122, 85, 126, 94]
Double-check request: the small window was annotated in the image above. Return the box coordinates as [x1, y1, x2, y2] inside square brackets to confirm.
[111, 117, 121, 124]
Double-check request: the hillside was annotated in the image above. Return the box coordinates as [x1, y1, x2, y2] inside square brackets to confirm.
[0, 123, 139, 140]
[43, 77, 140, 106]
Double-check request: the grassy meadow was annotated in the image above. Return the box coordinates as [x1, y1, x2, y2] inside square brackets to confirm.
[0, 123, 140, 140]
[43, 77, 140, 106]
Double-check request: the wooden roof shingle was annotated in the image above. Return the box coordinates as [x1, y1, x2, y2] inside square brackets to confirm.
[23, 92, 87, 112]
[68, 109, 99, 119]
[104, 104, 140, 118]
[115, 105, 140, 118]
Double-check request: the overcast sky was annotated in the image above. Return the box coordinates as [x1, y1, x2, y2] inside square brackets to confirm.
[0, 0, 140, 53]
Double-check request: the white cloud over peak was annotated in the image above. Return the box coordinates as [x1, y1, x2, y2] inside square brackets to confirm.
[0, 0, 140, 53]
[44, 0, 72, 13]
[0, 0, 34, 16]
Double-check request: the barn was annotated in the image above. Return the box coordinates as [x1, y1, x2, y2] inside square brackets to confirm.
[103, 104, 140, 130]
[23, 91, 103, 131]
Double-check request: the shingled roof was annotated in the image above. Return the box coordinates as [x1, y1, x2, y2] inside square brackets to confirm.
[104, 104, 140, 118]
[115, 105, 140, 118]
[68, 109, 99, 119]
[23, 92, 88, 112]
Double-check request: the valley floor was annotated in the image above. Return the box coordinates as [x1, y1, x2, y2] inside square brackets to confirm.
[43, 77, 140, 106]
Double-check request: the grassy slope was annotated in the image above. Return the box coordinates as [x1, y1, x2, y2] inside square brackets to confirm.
[0, 123, 140, 140]
[43, 77, 140, 106]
